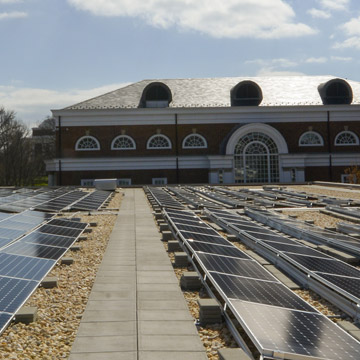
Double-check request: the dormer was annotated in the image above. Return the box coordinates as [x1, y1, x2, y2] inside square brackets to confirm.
[140, 82, 172, 108]
[318, 78, 353, 105]
[231, 80, 263, 106]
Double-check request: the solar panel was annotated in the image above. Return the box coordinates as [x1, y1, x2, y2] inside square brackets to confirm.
[210, 272, 314, 311]
[197, 253, 272, 279]
[0, 277, 38, 313]
[47, 218, 87, 230]
[0, 253, 55, 281]
[262, 241, 328, 257]
[231, 301, 360, 360]
[20, 232, 75, 248]
[179, 231, 230, 245]
[3, 242, 67, 260]
[37, 224, 83, 238]
[185, 240, 247, 258]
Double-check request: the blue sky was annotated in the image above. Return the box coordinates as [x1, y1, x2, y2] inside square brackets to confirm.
[0, 0, 360, 127]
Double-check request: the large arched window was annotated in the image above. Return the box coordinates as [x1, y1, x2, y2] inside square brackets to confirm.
[182, 134, 207, 149]
[234, 132, 279, 183]
[111, 135, 136, 150]
[147, 134, 172, 149]
[318, 79, 353, 105]
[334, 131, 359, 146]
[75, 136, 100, 151]
[140, 82, 172, 108]
[231, 81, 262, 106]
[299, 131, 324, 146]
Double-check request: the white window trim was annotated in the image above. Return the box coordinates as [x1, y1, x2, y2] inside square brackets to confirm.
[334, 131, 359, 146]
[146, 134, 172, 149]
[117, 178, 132, 186]
[152, 177, 167, 185]
[75, 136, 101, 151]
[298, 131, 324, 147]
[111, 135, 136, 150]
[182, 134, 208, 149]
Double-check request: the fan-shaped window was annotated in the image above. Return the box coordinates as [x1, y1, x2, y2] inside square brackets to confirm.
[318, 79, 353, 105]
[182, 134, 207, 149]
[147, 134, 172, 149]
[111, 135, 136, 150]
[75, 136, 100, 151]
[140, 82, 172, 108]
[299, 131, 323, 146]
[335, 131, 359, 146]
[231, 81, 262, 106]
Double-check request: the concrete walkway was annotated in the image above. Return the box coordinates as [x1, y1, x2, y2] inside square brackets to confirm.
[69, 188, 207, 360]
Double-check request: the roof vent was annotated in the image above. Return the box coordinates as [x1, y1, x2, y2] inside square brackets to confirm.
[318, 78, 353, 105]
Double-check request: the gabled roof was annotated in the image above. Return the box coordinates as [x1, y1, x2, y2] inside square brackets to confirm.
[62, 76, 360, 110]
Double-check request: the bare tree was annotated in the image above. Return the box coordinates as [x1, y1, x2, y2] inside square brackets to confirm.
[0, 107, 44, 186]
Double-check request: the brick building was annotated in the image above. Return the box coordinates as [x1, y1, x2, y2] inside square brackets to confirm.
[46, 76, 360, 186]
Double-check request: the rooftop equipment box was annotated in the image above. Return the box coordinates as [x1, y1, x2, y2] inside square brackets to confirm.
[94, 179, 117, 191]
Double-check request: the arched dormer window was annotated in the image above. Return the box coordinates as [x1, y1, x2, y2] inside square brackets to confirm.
[140, 82, 172, 108]
[111, 135, 136, 150]
[147, 134, 172, 149]
[182, 134, 207, 149]
[299, 131, 324, 146]
[75, 136, 100, 151]
[334, 131, 359, 146]
[231, 81, 262, 106]
[318, 78, 353, 105]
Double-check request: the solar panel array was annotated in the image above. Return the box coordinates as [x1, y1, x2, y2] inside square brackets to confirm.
[164, 208, 360, 360]
[325, 205, 360, 220]
[0, 212, 88, 334]
[167, 187, 223, 209]
[205, 208, 360, 320]
[70, 190, 111, 211]
[245, 207, 360, 257]
[145, 187, 185, 209]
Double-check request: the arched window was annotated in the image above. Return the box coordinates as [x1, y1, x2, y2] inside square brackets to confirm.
[299, 131, 324, 146]
[140, 82, 172, 108]
[318, 79, 353, 105]
[334, 131, 359, 146]
[111, 135, 136, 150]
[234, 132, 279, 183]
[147, 134, 172, 149]
[231, 81, 262, 106]
[182, 134, 207, 149]
[75, 136, 100, 151]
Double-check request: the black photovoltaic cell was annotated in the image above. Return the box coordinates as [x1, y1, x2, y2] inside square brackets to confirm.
[3, 242, 67, 260]
[186, 240, 247, 258]
[172, 218, 205, 226]
[180, 231, 230, 245]
[262, 241, 329, 257]
[0, 253, 55, 281]
[286, 253, 360, 277]
[20, 232, 75, 248]
[167, 213, 198, 222]
[197, 253, 276, 279]
[0, 276, 38, 313]
[0, 220, 34, 231]
[47, 218, 87, 230]
[210, 272, 314, 312]
[245, 231, 296, 245]
[231, 301, 360, 360]
[22, 210, 53, 220]
[317, 273, 360, 299]
[0, 238, 10, 248]
[37, 224, 82, 238]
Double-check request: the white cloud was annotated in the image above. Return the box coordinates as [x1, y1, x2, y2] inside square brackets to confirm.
[305, 57, 327, 63]
[67, 0, 315, 39]
[318, 0, 349, 11]
[331, 55, 352, 61]
[256, 68, 305, 77]
[341, 16, 360, 36]
[307, 8, 331, 19]
[333, 36, 360, 50]
[0, 83, 129, 127]
[246, 58, 298, 68]
[0, 11, 27, 20]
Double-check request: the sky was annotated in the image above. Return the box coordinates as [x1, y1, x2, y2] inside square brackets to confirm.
[0, 0, 360, 127]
